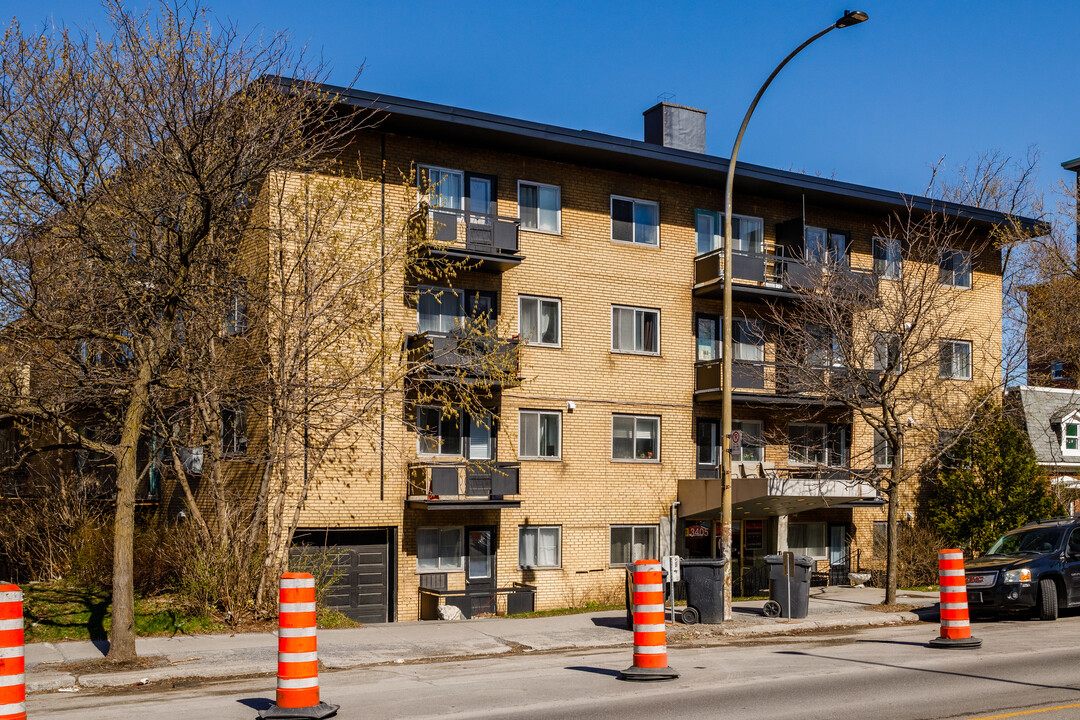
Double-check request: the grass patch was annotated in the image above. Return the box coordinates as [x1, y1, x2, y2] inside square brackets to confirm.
[317, 608, 362, 630]
[901, 585, 939, 592]
[21, 582, 221, 644]
[734, 595, 768, 601]
[507, 601, 626, 619]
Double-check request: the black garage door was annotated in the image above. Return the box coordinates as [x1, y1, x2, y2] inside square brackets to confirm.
[290, 528, 393, 623]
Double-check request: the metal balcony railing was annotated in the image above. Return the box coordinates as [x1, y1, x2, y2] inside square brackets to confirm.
[407, 460, 520, 500]
[694, 247, 877, 298]
[405, 329, 520, 387]
[417, 208, 521, 260]
[694, 359, 879, 400]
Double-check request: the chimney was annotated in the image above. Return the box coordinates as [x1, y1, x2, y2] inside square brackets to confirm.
[643, 102, 707, 154]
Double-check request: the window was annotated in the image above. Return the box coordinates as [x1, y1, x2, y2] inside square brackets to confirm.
[806, 325, 843, 367]
[221, 405, 247, 457]
[610, 196, 658, 246]
[418, 286, 496, 333]
[610, 525, 658, 565]
[612, 414, 660, 461]
[518, 181, 561, 234]
[519, 526, 561, 568]
[939, 340, 972, 380]
[420, 166, 464, 210]
[417, 526, 463, 571]
[789, 522, 827, 559]
[694, 210, 764, 255]
[518, 296, 560, 347]
[224, 289, 248, 336]
[939, 248, 972, 288]
[696, 314, 719, 361]
[612, 306, 659, 355]
[417, 406, 463, 456]
[873, 430, 894, 468]
[468, 411, 493, 461]
[1052, 362, 1065, 381]
[519, 410, 560, 459]
[873, 236, 901, 279]
[734, 319, 764, 362]
[805, 226, 849, 266]
[873, 332, 903, 373]
[698, 418, 765, 466]
[1064, 421, 1080, 455]
[788, 423, 848, 466]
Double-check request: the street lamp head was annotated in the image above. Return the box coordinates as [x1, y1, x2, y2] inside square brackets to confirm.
[835, 10, 869, 28]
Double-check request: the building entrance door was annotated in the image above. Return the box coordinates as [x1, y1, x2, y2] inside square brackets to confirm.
[464, 526, 496, 616]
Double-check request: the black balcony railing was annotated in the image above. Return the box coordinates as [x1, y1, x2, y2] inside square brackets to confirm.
[415, 208, 522, 271]
[694, 247, 877, 299]
[695, 359, 878, 400]
[407, 460, 520, 502]
[405, 329, 520, 387]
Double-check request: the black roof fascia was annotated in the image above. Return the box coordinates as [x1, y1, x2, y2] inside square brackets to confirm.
[276, 78, 1042, 232]
[1063, 156, 1080, 172]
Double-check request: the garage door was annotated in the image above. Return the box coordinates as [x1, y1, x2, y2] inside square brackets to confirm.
[290, 528, 392, 624]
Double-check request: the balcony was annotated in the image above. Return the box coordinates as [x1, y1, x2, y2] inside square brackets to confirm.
[695, 359, 875, 405]
[679, 462, 881, 519]
[414, 208, 522, 272]
[407, 460, 521, 509]
[693, 248, 877, 301]
[405, 330, 521, 389]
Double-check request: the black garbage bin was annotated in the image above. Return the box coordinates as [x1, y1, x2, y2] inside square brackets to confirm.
[679, 558, 728, 624]
[764, 553, 813, 619]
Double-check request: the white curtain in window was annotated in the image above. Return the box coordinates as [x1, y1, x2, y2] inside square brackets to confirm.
[429, 169, 462, 210]
[439, 528, 462, 570]
[520, 412, 539, 457]
[520, 299, 538, 342]
[612, 416, 634, 458]
[696, 212, 716, 255]
[469, 413, 492, 460]
[537, 186, 559, 232]
[539, 301, 558, 344]
[418, 529, 438, 570]
[538, 528, 559, 566]
[520, 529, 537, 566]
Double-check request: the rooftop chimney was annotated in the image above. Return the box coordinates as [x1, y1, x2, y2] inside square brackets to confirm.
[643, 102, 706, 154]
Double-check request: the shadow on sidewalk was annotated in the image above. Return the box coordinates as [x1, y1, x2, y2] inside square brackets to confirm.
[590, 616, 632, 630]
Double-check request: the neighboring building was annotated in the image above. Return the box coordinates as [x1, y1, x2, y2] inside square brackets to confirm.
[1008, 385, 1080, 497]
[3, 86, 1028, 622]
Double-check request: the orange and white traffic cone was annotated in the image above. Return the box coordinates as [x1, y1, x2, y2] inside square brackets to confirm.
[929, 549, 981, 649]
[619, 559, 678, 681]
[0, 584, 25, 720]
[259, 573, 340, 719]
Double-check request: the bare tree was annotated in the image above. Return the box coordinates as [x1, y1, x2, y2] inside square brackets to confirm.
[0, 2, 358, 660]
[764, 206, 1007, 604]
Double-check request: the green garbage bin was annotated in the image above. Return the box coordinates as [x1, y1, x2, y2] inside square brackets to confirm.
[679, 558, 728, 624]
[764, 553, 813, 619]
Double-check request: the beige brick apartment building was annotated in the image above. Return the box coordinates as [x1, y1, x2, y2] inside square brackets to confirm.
[260, 87, 1023, 623]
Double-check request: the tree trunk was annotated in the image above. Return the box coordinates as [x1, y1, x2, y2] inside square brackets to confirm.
[885, 464, 901, 606]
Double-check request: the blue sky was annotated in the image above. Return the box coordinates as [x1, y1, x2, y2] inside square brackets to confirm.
[7, 1, 1078, 202]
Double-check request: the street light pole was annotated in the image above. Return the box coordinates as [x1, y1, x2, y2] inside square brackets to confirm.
[719, 9, 868, 621]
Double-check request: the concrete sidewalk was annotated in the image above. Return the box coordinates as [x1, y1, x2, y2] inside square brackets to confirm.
[24, 585, 939, 693]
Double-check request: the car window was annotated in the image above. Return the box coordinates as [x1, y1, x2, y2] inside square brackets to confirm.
[1069, 530, 1080, 556]
[987, 528, 1064, 555]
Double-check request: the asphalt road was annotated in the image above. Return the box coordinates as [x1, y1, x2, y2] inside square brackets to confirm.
[26, 616, 1080, 720]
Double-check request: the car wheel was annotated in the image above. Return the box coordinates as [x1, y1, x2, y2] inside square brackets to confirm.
[1039, 578, 1059, 621]
[682, 606, 699, 625]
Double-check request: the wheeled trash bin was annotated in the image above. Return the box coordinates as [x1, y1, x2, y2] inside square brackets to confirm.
[764, 553, 813, 619]
[679, 558, 728, 624]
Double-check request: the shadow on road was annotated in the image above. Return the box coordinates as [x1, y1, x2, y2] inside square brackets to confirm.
[566, 666, 621, 677]
[777, 650, 1080, 693]
[237, 698, 274, 711]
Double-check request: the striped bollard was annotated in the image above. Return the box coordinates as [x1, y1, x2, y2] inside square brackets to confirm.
[929, 548, 981, 649]
[0, 585, 25, 720]
[619, 559, 678, 681]
[259, 573, 339, 719]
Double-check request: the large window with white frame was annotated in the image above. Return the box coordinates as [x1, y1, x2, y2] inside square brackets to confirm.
[419, 166, 464, 210]
[519, 410, 561, 459]
[609, 524, 658, 566]
[417, 526, 463, 572]
[1062, 413, 1080, 456]
[694, 210, 764, 255]
[939, 248, 972, 288]
[610, 195, 659, 246]
[518, 181, 561, 234]
[519, 295, 561, 347]
[519, 526, 561, 568]
[612, 305, 660, 355]
[789, 522, 828, 559]
[612, 414, 660, 462]
[939, 339, 972, 380]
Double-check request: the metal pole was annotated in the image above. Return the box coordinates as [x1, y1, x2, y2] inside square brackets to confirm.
[720, 11, 867, 622]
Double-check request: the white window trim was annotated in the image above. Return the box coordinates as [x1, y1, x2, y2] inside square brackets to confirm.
[608, 524, 660, 567]
[611, 413, 661, 463]
[788, 521, 829, 561]
[1062, 412, 1080, 456]
[417, 164, 464, 211]
[416, 284, 464, 334]
[872, 235, 902, 280]
[518, 525, 562, 569]
[416, 525, 464, 573]
[517, 295, 562, 348]
[695, 209, 765, 255]
[518, 410, 562, 461]
[611, 305, 661, 356]
[610, 195, 660, 248]
[517, 180, 562, 236]
[940, 248, 972, 289]
[416, 405, 464, 458]
[939, 339, 973, 381]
